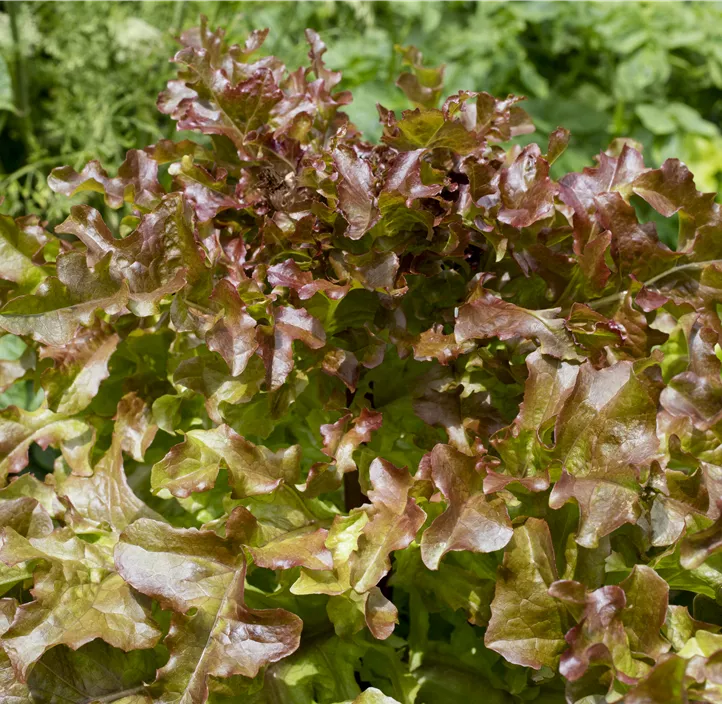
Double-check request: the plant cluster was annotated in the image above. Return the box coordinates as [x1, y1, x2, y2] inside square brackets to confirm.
[3, 17, 722, 704]
[4, 1, 722, 225]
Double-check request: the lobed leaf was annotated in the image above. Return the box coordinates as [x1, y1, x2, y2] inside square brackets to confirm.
[115, 520, 302, 704]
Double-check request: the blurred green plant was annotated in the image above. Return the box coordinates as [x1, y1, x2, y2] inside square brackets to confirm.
[2, 1, 722, 225]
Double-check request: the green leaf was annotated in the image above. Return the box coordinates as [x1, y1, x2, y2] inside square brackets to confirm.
[382, 108, 479, 153]
[26, 640, 158, 704]
[41, 327, 119, 414]
[0, 214, 48, 290]
[485, 518, 568, 669]
[353, 687, 401, 704]
[0, 406, 94, 485]
[0, 527, 161, 680]
[151, 424, 300, 499]
[348, 459, 426, 593]
[623, 655, 687, 704]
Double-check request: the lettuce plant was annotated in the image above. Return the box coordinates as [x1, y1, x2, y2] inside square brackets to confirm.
[3, 18, 722, 704]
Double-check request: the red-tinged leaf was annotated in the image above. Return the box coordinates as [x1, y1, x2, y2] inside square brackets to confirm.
[0, 527, 161, 680]
[206, 279, 258, 377]
[623, 655, 688, 704]
[611, 284, 663, 359]
[350, 458, 426, 593]
[680, 513, 722, 570]
[0, 252, 130, 346]
[321, 408, 383, 477]
[558, 584, 629, 682]
[485, 518, 568, 669]
[266, 258, 312, 290]
[115, 520, 302, 703]
[364, 587, 398, 640]
[594, 191, 678, 279]
[48, 149, 164, 210]
[550, 361, 658, 547]
[159, 24, 284, 152]
[56, 193, 206, 317]
[169, 156, 243, 221]
[344, 251, 400, 292]
[115, 520, 238, 613]
[333, 146, 379, 240]
[556, 566, 669, 683]
[324, 583, 399, 641]
[259, 305, 326, 390]
[578, 230, 613, 294]
[559, 144, 646, 208]
[273, 29, 351, 140]
[382, 149, 444, 206]
[455, 291, 582, 361]
[490, 350, 579, 489]
[498, 145, 557, 228]
[290, 511, 369, 598]
[0, 474, 64, 522]
[661, 319, 722, 432]
[635, 285, 669, 312]
[413, 325, 472, 364]
[564, 304, 625, 361]
[181, 71, 282, 144]
[413, 384, 470, 454]
[305, 29, 342, 92]
[0, 600, 30, 702]
[619, 566, 670, 661]
[0, 214, 49, 291]
[632, 158, 718, 225]
[40, 327, 119, 415]
[473, 92, 534, 141]
[559, 144, 646, 248]
[58, 438, 162, 534]
[267, 259, 349, 300]
[144, 138, 213, 165]
[462, 158, 500, 209]
[321, 348, 360, 390]
[420, 444, 512, 570]
[114, 391, 158, 463]
[0, 485, 53, 542]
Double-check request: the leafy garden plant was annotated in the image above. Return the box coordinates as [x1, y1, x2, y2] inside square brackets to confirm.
[2, 17, 722, 704]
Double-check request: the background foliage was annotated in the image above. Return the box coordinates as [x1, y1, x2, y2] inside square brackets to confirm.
[3, 0, 722, 224]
